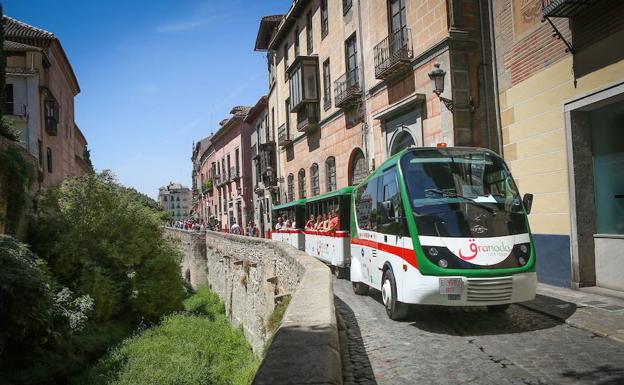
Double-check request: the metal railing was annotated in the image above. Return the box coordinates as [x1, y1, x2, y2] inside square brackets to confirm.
[230, 166, 240, 180]
[374, 26, 413, 79]
[542, 0, 593, 17]
[334, 66, 361, 108]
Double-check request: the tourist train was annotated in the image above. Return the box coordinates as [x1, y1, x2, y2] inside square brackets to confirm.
[272, 146, 537, 320]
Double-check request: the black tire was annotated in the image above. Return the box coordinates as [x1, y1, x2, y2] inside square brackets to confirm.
[333, 266, 348, 279]
[352, 281, 369, 295]
[487, 304, 510, 313]
[381, 269, 409, 320]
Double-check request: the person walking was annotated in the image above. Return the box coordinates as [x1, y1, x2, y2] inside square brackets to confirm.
[230, 221, 241, 235]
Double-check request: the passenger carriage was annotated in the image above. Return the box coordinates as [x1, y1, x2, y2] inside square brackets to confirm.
[271, 199, 305, 251]
[303, 187, 353, 278]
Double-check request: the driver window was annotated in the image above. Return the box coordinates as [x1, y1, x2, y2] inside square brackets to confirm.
[378, 167, 405, 236]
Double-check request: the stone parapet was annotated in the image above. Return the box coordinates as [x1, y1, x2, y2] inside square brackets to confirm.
[164, 228, 342, 385]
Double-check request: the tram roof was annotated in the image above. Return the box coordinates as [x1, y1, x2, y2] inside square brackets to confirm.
[272, 199, 306, 211]
[305, 186, 355, 204]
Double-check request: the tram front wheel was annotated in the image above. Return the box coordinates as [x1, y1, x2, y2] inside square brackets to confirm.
[381, 269, 408, 320]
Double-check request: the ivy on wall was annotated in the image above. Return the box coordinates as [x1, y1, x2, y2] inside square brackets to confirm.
[0, 145, 34, 235]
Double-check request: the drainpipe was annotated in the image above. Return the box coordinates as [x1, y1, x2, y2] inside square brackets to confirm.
[356, 0, 371, 170]
[487, 0, 504, 155]
[478, 0, 493, 151]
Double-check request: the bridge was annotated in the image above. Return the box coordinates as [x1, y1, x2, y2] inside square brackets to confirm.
[166, 228, 624, 385]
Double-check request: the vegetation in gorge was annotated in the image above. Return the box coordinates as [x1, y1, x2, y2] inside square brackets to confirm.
[0, 145, 34, 234]
[78, 288, 259, 385]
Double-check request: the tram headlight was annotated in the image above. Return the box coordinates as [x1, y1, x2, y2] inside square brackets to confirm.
[428, 247, 439, 257]
[518, 257, 526, 265]
[520, 244, 528, 254]
[438, 259, 448, 268]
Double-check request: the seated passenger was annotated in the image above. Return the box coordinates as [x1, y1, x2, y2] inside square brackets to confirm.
[275, 216, 283, 230]
[291, 217, 297, 229]
[305, 214, 315, 230]
[327, 209, 340, 232]
[285, 217, 292, 228]
[313, 215, 322, 230]
[320, 213, 329, 232]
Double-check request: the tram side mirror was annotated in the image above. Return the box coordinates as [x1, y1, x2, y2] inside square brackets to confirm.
[523, 193, 534, 215]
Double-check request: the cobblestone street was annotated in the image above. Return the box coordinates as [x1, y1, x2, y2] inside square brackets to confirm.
[335, 278, 624, 385]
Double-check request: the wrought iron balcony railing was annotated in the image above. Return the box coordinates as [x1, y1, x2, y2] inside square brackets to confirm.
[374, 27, 413, 79]
[278, 123, 292, 147]
[230, 166, 240, 180]
[334, 67, 361, 108]
[542, 0, 594, 18]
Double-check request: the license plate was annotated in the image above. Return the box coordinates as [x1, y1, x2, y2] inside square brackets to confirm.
[439, 278, 464, 295]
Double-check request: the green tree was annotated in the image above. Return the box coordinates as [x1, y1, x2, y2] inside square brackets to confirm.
[30, 171, 185, 323]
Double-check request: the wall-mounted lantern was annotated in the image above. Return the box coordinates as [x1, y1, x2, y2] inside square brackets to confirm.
[428, 63, 475, 113]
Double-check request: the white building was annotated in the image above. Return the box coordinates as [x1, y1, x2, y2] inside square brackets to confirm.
[158, 182, 192, 222]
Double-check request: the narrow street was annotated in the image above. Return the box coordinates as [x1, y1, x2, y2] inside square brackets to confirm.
[334, 277, 624, 385]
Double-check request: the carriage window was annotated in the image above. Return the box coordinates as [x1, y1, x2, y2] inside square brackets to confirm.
[355, 178, 378, 230]
[378, 167, 405, 235]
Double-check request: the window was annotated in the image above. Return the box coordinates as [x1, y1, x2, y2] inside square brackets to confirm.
[294, 26, 300, 57]
[320, 0, 329, 38]
[285, 98, 291, 137]
[235, 148, 240, 177]
[283, 42, 289, 79]
[287, 173, 295, 201]
[306, 11, 313, 54]
[355, 177, 379, 230]
[298, 168, 306, 199]
[44, 99, 59, 136]
[343, 0, 352, 14]
[227, 154, 231, 179]
[288, 56, 319, 111]
[38, 140, 43, 167]
[377, 167, 405, 235]
[326, 156, 336, 192]
[322, 59, 331, 110]
[4, 84, 14, 115]
[46, 147, 53, 173]
[345, 34, 358, 84]
[310, 163, 320, 196]
[349, 149, 367, 185]
[388, 0, 407, 34]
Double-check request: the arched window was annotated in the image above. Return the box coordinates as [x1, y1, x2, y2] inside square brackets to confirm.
[326, 157, 336, 192]
[349, 148, 367, 185]
[390, 130, 415, 156]
[287, 173, 294, 202]
[298, 168, 306, 199]
[310, 163, 320, 196]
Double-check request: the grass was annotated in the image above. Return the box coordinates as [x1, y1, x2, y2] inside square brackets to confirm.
[76, 288, 259, 385]
[266, 296, 291, 335]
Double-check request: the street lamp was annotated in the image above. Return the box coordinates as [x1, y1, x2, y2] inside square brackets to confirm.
[427, 63, 475, 113]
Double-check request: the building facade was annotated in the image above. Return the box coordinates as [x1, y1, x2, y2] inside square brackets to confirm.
[255, 0, 498, 203]
[3, 16, 90, 187]
[158, 182, 192, 222]
[192, 107, 254, 231]
[247, 96, 278, 238]
[493, 0, 624, 291]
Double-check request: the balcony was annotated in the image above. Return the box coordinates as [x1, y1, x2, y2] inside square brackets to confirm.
[202, 179, 213, 193]
[542, 0, 594, 18]
[296, 102, 319, 132]
[278, 123, 292, 147]
[374, 27, 413, 79]
[334, 67, 361, 109]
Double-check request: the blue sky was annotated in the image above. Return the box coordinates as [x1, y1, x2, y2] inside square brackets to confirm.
[4, 0, 290, 197]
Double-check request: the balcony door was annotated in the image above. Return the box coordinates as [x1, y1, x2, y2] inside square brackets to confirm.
[345, 35, 358, 88]
[388, 0, 408, 53]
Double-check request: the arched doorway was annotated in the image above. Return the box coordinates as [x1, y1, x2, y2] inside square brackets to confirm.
[390, 130, 416, 156]
[348, 148, 368, 185]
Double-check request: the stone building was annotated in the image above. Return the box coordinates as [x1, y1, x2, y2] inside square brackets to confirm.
[492, 0, 624, 292]
[255, 0, 498, 202]
[192, 107, 254, 231]
[3, 16, 90, 187]
[246, 96, 278, 238]
[158, 182, 192, 222]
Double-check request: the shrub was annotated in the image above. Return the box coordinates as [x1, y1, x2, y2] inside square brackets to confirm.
[183, 287, 226, 318]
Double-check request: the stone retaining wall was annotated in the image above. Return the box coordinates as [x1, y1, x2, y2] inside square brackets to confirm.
[165, 228, 342, 385]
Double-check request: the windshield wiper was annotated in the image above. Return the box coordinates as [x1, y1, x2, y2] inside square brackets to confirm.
[425, 188, 497, 215]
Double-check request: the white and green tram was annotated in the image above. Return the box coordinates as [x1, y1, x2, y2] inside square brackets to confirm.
[273, 147, 537, 320]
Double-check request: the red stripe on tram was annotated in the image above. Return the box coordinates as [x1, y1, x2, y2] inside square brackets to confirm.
[351, 237, 418, 268]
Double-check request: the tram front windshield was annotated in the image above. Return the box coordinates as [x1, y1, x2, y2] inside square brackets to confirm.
[400, 149, 527, 238]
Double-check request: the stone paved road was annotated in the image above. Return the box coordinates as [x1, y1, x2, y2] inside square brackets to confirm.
[334, 277, 624, 385]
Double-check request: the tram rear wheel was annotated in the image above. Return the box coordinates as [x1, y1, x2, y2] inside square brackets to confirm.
[382, 269, 408, 320]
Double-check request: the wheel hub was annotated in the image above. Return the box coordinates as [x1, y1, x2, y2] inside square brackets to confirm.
[382, 279, 392, 307]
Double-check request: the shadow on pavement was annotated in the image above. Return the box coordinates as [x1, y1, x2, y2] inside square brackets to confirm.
[334, 295, 378, 385]
[561, 365, 624, 385]
[364, 288, 571, 336]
